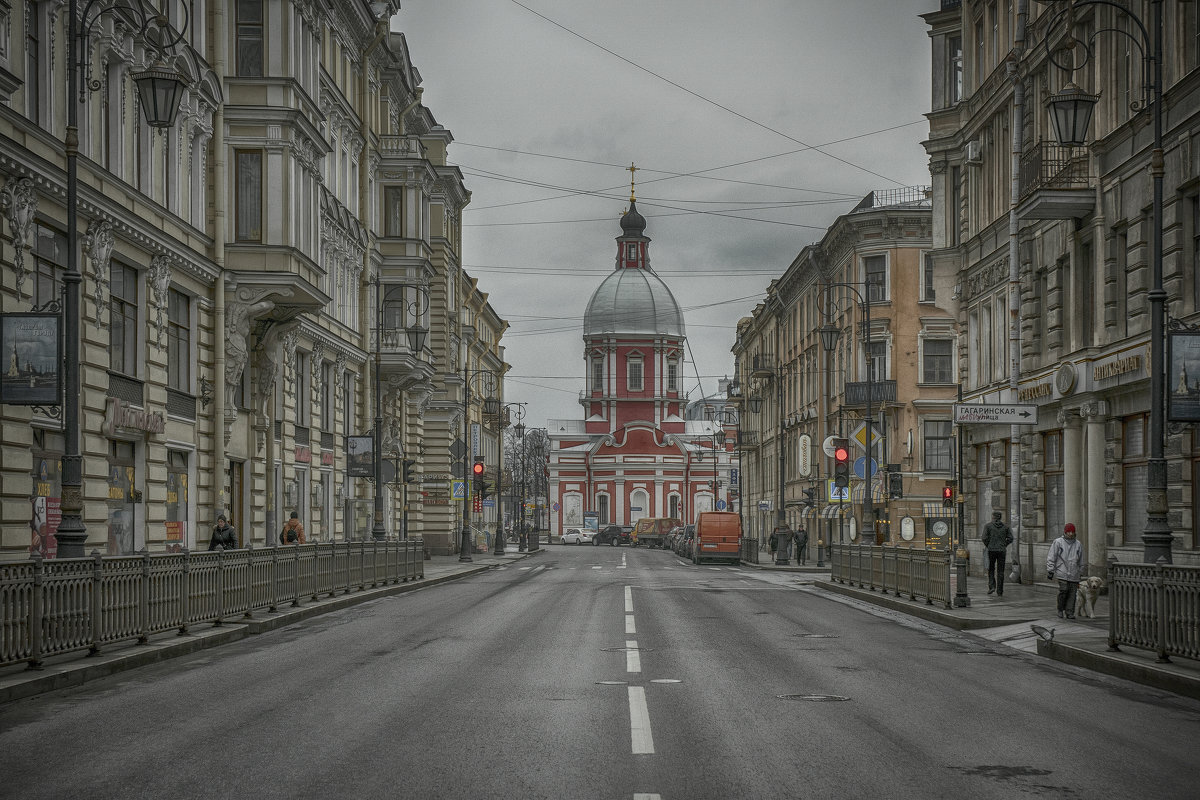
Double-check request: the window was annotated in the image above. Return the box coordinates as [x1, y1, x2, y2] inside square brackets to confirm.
[922, 252, 936, 302]
[923, 339, 954, 383]
[1045, 432, 1064, 543]
[923, 420, 953, 472]
[385, 186, 404, 237]
[1123, 416, 1147, 545]
[975, 21, 985, 86]
[667, 360, 679, 392]
[166, 450, 190, 552]
[1192, 198, 1200, 313]
[626, 243, 638, 261]
[32, 223, 66, 308]
[25, 1, 40, 123]
[167, 289, 190, 390]
[235, 150, 263, 241]
[322, 362, 334, 430]
[949, 166, 961, 247]
[948, 34, 963, 105]
[867, 339, 887, 383]
[1079, 239, 1094, 348]
[110, 263, 139, 375]
[864, 255, 887, 302]
[627, 356, 643, 392]
[295, 351, 309, 427]
[592, 359, 603, 392]
[596, 494, 609, 526]
[236, 0, 264, 77]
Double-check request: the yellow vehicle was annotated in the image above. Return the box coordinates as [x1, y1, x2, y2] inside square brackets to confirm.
[631, 517, 682, 549]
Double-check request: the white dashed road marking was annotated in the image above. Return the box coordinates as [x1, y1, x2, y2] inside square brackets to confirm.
[626, 614, 636, 634]
[624, 585, 634, 613]
[628, 686, 655, 754]
[626, 639, 641, 672]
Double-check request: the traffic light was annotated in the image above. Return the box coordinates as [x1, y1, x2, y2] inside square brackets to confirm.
[833, 437, 850, 488]
[479, 481, 491, 500]
[802, 488, 816, 508]
[472, 459, 485, 494]
[402, 459, 417, 484]
[888, 471, 904, 499]
[942, 482, 954, 508]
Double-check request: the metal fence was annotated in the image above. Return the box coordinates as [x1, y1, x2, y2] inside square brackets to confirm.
[830, 544, 952, 608]
[1107, 557, 1200, 663]
[739, 538, 760, 565]
[0, 539, 424, 669]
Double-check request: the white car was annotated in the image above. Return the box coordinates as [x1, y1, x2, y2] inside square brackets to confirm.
[561, 528, 593, 545]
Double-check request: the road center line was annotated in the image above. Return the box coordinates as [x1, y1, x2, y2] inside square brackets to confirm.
[626, 639, 641, 672]
[626, 614, 636, 634]
[624, 585, 634, 614]
[633, 795, 662, 800]
[628, 686, 656, 754]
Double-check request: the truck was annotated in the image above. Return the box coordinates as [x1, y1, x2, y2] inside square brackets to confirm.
[631, 517, 682, 548]
[692, 511, 742, 565]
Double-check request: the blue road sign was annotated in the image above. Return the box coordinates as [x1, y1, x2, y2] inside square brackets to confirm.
[854, 457, 879, 479]
[716, 500, 727, 510]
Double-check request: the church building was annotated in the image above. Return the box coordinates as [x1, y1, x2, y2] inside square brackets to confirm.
[546, 187, 730, 535]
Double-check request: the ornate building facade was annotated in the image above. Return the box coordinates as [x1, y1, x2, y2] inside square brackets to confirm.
[0, 1, 499, 558]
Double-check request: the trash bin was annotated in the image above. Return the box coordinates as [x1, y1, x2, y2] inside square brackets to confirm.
[771, 524, 793, 565]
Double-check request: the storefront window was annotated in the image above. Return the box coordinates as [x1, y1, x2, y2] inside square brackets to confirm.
[30, 431, 64, 558]
[166, 450, 189, 552]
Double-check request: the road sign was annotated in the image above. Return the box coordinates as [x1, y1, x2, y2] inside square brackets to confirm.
[953, 403, 1039, 425]
[758, 500, 772, 511]
[852, 423, 882, 452]
[451, 480, 465, 500]
[853, 457, 879, 479]
[450, 439, 466, 460]
[716, 500, 727, 510]
[822, 436, 838, 457]
[826, 480, 850, 502]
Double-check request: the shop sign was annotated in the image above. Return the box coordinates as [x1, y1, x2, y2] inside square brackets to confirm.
[321, 451, 334, 466]
[294, 445, 312, 463]
[0, 312, 62, 406]
[102, 397, 165, 436]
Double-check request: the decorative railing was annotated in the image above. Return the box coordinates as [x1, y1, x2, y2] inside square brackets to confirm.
[0, 540, 424, 669]
[1107, 557, 1200, 663]
[830, 544, 952, 608]
[739, 538, 760, 565]
[1018, 140, 1090, 199]
[844, 380, 897, 406]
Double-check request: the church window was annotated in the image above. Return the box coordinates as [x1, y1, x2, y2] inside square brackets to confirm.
[627, 356, 643, 392]
[626, 243, 637, 261]
[592, 358, 603, 392]
[667, 360, 679, 392]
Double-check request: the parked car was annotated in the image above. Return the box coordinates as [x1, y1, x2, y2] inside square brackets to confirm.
[593, 524, 634, 546]
[673, 525, 695, 557]
[561, 528, 593, 545]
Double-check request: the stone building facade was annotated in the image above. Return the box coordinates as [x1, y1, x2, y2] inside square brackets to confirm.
[0, 1, 500, 559]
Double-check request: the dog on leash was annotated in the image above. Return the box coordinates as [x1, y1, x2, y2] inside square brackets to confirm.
[1074, 576, 1105, 619]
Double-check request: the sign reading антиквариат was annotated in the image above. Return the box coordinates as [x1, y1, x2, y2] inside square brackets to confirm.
[952, 403, 1039, 425]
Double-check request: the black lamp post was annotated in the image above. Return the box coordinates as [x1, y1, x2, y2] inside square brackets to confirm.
[819, 281, 879, 546]
[460, 369, 498, 562]
[493, 402, 526, 555]
[373, 283, 428, 541]
[55, 3, 188, 558]
[1042, 0, 1169, 564]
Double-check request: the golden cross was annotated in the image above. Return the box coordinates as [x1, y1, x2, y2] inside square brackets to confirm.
[627, 162, 638, 202]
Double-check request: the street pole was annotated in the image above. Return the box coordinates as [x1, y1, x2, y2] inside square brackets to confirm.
[459, 359, 472, 562]
[372, 277, 386, 541]
[863, 291, 876, 546]
[954, 384, 970, 607]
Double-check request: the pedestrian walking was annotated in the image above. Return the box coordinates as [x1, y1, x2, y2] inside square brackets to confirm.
[280, 511, 306, 545]
[1046, 522, 1084, 619]
[208, 514, 237, 551]
[981, 511, 1013, 595]
[793, 528, 809, 566]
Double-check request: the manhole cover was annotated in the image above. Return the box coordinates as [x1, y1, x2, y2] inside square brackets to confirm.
[596, 681, 628, 685]
[601, 646, 655, 653]
[778, 694, 851, 702]
[793, 633, 840, 639]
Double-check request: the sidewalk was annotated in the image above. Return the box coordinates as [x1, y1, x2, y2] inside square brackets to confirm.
[744, 556, 1200, 701]
[0, 548, 539, 706]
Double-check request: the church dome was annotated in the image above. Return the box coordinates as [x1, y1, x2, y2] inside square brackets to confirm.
[583, 267, 685, 338]
[620, 200, 647, 236]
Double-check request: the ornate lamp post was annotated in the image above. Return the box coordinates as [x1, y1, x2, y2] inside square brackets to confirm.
[55, 3, 189, 558]
[819, 281, 879, 546]
[372, 282, 428, 540]
[1042, 0, 1169, 564]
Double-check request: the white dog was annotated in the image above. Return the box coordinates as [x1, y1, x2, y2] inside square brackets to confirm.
[1074, 576, 1105, 619]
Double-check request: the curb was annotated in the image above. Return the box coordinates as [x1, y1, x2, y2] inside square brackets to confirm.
[0, 560, 511, 706]
[1037, 640, 1200, 702]
[814, 579, 1035, 631]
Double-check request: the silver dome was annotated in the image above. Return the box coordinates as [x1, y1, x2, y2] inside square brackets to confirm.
[583, 268, 686, 338]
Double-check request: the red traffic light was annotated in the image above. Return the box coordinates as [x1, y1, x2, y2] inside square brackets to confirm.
[942, 486, 952, 500]
[834, 446, 849, 463]
[472, 461, 485, 476]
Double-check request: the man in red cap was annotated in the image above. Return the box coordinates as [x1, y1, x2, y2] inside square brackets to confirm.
[1046, 522, 1084, 619]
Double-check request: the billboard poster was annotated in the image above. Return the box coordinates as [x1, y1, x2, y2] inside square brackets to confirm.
[1, 313, 62, 406]
[346, 435, 374, 477]
[30, 455, 62, 558]
[1168, 332, 1200, 421]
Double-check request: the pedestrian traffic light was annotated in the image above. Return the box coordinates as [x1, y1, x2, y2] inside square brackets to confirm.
[802, 488, 816, 508]
[889, 471, 904, 499]
[942, 483, 954, 508]
[402, 459, 417, 484]
[833, 437, 850, 488]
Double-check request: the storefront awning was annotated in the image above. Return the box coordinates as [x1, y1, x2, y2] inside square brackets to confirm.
[821, 504, 850, 519]
[851, 481, 887, 503]
[922, 501, 955, 519]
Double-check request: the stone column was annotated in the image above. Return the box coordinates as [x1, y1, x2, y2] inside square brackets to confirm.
[1082, 401, 1108, 574]
[1061, 409, 1083, 538]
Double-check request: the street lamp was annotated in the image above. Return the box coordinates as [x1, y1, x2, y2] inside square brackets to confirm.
[750, 358, 789, 557]
[493, 401, 526, 555]
[460, 368, 498, 562]
[55, 2, 189, 558]
[372, 282, 428, 541]
[1042, 0, 1169, 564]
[819, 280, 881, 546]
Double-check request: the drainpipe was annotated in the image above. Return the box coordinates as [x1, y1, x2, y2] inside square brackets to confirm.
[1008, 0, 1029, 583]
[214, 0, 229, 539]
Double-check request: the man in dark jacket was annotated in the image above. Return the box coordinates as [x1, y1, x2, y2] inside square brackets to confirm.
[981, 511, 1013, 595]
[208, 514, 238, 551]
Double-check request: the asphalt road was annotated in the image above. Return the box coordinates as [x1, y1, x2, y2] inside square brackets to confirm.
[1, 546, 1198, 799]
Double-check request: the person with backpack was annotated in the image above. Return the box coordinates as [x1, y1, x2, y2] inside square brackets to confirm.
[208, 514, 237, 551]
[280, 511, 305, 545]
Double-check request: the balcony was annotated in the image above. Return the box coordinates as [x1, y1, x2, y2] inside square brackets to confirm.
[843, 380, 897, 407]
[371, 326, 435, 391]
[1017, 140, 1094, 220]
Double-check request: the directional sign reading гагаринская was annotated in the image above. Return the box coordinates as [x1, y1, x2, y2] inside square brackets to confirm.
[953, 403, 1039, 425]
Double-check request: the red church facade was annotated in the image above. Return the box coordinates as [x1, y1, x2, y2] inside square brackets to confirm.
[547, 199, 731, 536]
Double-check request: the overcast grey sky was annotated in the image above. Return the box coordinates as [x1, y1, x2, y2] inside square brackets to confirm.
[394, 0, 935, 429]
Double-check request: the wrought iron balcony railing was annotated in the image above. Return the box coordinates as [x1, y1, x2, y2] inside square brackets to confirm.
[843, 380, 897, 406]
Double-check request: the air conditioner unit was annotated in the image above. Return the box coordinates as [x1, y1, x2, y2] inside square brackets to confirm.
[965, 140, 983, 165]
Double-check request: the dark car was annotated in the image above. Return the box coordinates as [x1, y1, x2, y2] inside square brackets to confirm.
[593, 524, 634, 546]
[673, 524, 696, 557]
